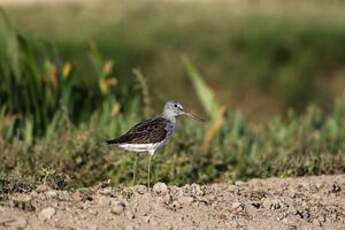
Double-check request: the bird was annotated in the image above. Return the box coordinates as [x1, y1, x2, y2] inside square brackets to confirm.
[106, 100, 205, 187]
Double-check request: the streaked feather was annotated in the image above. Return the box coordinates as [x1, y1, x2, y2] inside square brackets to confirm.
[106, 117, 172, 145]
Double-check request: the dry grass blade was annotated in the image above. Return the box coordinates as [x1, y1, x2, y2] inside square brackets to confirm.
[133, 68, 152, 118]
[202, 105, 226, 151]
[181, 55, 219, 119]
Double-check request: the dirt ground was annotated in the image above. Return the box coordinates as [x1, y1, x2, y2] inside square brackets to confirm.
[1, 175, 345, 230]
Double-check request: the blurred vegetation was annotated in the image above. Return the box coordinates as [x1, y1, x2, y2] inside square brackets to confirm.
[1, 1, 345, 191]
[4, 0, 345, 116]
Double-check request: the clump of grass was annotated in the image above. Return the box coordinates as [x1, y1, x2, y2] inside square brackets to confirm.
[1, 9, 345, 191]
[0, 12, 75, 140]
[133, 68, 153, 119]
[5, 1, 345, 114]
[0, 13, 139, 141]
[1, 102, 345, 188]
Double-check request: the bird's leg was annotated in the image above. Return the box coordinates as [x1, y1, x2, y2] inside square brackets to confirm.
[147, 153, 154, 189]
[132, 153, 139, 186]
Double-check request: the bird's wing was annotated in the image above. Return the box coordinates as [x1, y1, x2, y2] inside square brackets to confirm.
[106, 118, 170, 144]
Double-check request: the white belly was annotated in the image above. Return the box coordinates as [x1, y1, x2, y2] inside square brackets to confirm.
[117, 123, 176, 155]
[118, 143, 161, 153]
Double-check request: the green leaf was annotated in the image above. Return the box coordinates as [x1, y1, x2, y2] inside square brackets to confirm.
[181, 55, 219, 118]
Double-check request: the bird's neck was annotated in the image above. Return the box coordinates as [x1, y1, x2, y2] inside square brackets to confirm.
[161, 112, 177, 123]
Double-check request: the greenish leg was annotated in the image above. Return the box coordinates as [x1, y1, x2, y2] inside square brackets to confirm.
[132, 154, 138, 186]
[147, 154, 153, 188]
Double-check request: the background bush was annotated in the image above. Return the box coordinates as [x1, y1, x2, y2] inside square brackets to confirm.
[1, 1, 345, 189]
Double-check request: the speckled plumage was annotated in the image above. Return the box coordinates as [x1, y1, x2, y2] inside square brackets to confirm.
[106, 100, 204, 187]
[106, 117, 173, 145]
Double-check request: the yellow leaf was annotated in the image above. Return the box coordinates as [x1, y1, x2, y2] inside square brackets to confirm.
[106, 78, 118, 87]
[99, 79, 108, 94]
[49, 62, 58, 89]
[202, 105, 226, 151]
[112, 102, 121, 117]
[62, 62, 72, 79]
[102, 61, 113, 75]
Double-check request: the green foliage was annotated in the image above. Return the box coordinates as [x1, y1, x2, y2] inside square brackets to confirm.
[5, 1, 345, 113]
[1, 5, 345, 190]
[0, 12, 130, 140]
[2, 102, 345, 189]
[182, 55, 219, 118]
[0, 12, 75, 138]
[0, 26, 345, 187]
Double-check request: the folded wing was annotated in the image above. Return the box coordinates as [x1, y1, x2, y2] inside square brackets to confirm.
[106, 118, 170, 144]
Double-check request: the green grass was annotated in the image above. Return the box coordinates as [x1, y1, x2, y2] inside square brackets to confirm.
[4, 1, 345, 114]
[1, 17, 345, 188]
[1, 1, 345, 192]
[1, 102, 345, 190]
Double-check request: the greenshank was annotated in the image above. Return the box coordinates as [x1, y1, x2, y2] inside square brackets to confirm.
[106, 101, 204, 187]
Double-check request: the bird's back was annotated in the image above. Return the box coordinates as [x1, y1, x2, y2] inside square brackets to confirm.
[106, 117, 174, 145]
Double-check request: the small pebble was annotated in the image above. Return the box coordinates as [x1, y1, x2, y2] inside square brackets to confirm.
[179, 196, 194, 206]
[153, 183, 168, 195]
[134, 185, 147, 195]
[99, 187, 113, 196]
[97, 196, 112, 207]
[14, 217, 28, 228]
[235, 181, 245, 186]
[111, 201, 126, 215]
[46, 190, 57, 198]
[71, 191, 82, 201]
[39, 207, 56, 221]
[190, 184, 204, 196]
[36, 184, 51, 193]
[232, 201, 242, 210]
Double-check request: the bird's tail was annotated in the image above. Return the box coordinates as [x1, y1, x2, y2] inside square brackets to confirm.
[106, 139, 119, 145]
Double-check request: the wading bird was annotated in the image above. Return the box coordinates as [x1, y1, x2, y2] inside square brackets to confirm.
[106, 101, 204, 187]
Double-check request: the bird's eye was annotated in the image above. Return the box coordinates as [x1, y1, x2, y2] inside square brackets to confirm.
[174, 104, 177, 108]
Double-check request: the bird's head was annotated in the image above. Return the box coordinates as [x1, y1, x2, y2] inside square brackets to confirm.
[162, 101, 205, 122]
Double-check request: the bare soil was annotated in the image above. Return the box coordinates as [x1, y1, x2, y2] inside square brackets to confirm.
[1, 175, 345, 229]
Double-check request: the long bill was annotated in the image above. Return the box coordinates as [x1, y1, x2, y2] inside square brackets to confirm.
[183, 111, 206, 122]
